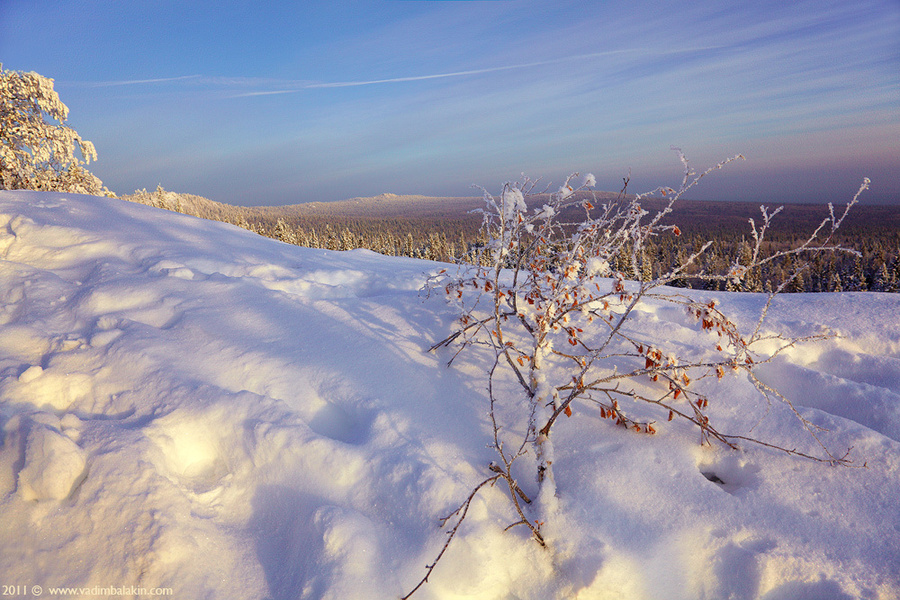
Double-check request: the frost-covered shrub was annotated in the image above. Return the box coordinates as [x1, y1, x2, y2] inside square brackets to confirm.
[0, 64, 107, 195]
[406, 150, 867, 597]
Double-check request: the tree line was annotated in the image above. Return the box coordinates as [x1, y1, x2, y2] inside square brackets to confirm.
[125, 186, 900, 293]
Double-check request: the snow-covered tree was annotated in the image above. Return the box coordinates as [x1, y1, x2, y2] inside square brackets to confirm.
[0, 64, 107, 195]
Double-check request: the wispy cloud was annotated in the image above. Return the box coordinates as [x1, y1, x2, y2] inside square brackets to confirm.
[232, 89, 305, 97]
[84, 75, 204, 87]
[73, 74, 312, 93]
[66, 44, 727, 99]
[303, 53, 619, 89]
[229, 45, 725, 96]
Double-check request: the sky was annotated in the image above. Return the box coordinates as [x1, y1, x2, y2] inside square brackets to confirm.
[1, 0, 898, 206]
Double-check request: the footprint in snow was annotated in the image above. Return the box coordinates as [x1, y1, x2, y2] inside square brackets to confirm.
[148, 411, 232, 495]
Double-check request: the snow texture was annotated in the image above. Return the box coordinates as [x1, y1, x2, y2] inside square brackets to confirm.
[0, 190, 898, 599]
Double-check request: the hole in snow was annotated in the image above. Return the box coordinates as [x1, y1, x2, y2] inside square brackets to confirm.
[702, 471, 725, 485]
[698, 453, 761, 495]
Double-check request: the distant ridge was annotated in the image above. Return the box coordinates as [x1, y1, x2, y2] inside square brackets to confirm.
[118, 186, 899, 292]
[122, 188, 899, 238]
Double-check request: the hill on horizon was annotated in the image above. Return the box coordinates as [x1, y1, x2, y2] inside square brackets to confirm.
[122, 185, 900, 241]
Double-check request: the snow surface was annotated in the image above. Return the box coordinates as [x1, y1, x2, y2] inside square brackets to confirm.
[0, 190, 898, 599]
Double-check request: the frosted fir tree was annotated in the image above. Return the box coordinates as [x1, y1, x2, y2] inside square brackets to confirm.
[0, 64, 107, 195]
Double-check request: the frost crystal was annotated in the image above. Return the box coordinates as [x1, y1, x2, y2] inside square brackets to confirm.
[586, 257, 610, 277]
[501, 187, 527, 222]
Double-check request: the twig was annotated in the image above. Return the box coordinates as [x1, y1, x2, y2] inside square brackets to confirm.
[400, 474, 502, 600]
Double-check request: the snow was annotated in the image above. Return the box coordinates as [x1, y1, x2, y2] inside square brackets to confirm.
[16, 419, 88, 501]
[1, 189, 899, 599]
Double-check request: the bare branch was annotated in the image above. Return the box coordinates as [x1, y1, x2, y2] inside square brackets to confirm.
[401, 474, 502, 600]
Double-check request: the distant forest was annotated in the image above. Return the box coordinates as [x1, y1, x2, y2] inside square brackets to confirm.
[122, 186, 900, 293]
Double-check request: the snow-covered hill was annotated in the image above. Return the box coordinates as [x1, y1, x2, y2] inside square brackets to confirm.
[1, 190, 898, 599]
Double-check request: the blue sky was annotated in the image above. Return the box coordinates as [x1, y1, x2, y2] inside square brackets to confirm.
[2, 0, 898, 205]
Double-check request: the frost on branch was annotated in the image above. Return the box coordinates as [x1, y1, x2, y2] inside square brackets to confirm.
[0, 64, 108, 195]
[407, 151, 866, 597]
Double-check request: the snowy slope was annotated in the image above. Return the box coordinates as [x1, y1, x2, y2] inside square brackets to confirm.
[0, 190, 898, 600]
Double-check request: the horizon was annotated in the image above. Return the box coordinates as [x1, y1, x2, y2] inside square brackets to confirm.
[1, 0, 898, 206]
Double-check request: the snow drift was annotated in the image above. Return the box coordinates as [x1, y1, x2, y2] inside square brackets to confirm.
[0, 190, 898, 599]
